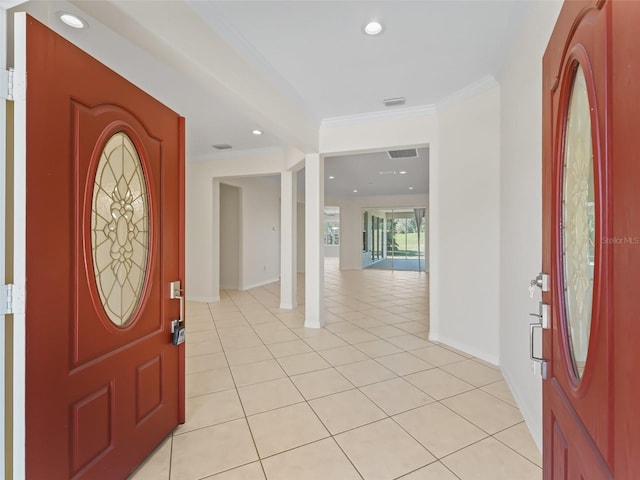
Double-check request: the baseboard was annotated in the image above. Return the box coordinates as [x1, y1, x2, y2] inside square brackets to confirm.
[501, 367, 543, 452]
[279, 302, 297, 310]
[428, 332, 499, 366]
[242, 277, 280, 291]
[186, 295, 219, 303]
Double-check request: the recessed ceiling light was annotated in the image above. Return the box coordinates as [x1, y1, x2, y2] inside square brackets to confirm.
[364, 21, 383, 36]
[353, 189, 358, 193]
[399, 171, 407, 175]
[58, 12, 87, 29]
[252, 129, 263, 135]
[329, 176, 335, 179]
[409, 186, 414, 190]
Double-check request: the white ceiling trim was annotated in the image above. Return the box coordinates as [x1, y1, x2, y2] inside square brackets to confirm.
[436, 75, 499, 112]
[321, 104, 437, 129]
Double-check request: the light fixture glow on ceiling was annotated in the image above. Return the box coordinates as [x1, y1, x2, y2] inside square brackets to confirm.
[364, 21, 383, 36]
[399, 171, 407, 175]
[58, 12, 87, 29]
[252, 129, 263, 135]
[353, 189, 358, 193]
[409, 186, 414, 190]
[329, 176, 335, 179]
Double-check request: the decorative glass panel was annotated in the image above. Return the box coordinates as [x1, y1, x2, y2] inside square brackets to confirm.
[91, 132, 149, 326]
[561, 65, 595, 380]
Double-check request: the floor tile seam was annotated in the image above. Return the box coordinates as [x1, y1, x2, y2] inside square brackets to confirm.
[251, 431, 334, 462]
[185, 385, 239, 401]
[391, 458, 462, 480]
[437, 376, 520, 410]
[208, 302, 265, 463]
[436, 395, 523, 437]
[479, 383, 519, 408]
[489, 422, 543, 469]
[173, 412, 248, 438]
[242, 398, 308, 419]
[429, 363, 491, 388]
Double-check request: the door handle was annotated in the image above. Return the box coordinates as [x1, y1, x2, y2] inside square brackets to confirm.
[529, 301, 549, 379]
[170, 280, 185, 345]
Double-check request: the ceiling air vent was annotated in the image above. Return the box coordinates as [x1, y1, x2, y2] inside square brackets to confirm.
[387, 148, 418, 159]
[212, 144, 232, 150]
[383, 97, 406, 107]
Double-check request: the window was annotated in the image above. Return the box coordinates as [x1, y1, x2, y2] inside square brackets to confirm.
[324, 206, 340, 245]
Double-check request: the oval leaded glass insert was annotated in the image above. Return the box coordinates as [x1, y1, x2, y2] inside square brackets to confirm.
[562, 64, 595, 381]
[91, 132, 149, 327]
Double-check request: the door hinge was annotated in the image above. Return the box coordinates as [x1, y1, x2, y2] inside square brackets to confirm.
[0, 284, 26, 315]
[1, 68, 26, 101]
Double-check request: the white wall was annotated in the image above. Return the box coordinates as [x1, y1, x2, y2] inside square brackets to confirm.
[432, 84, 501, 365]
[219, 183, 240, 289]
[499, 0, 562, 450]
[186, 153, 283, 300]
[297, 203, 305, 273]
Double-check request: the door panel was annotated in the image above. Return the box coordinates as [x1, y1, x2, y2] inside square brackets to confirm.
[24, 15, 184, 479]
[543, 1, 612, 478]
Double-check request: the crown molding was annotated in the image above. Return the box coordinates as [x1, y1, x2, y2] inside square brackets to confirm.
[436, 75, 499, 111]
[321, 104, 437, 129]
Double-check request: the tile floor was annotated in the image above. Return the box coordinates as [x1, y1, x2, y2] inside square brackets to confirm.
[130, 260, 541, 480]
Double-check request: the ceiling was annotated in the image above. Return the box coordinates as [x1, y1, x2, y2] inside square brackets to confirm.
[4, 0, 530, 197]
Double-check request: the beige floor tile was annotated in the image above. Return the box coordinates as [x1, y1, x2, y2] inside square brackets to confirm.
[404, 368, 475, 400]
[290, 368, 354, 400]
[355, 339, 403, 358]
[186, 352, 228, 375]
[237, 378, 304, 415]
[410, 346, 467, 366]
[309, 388, 387, 434]
[441, 359, 503, 387]
[230, 359, 286, 387]
[186, 368, 235, 398]
[176, 389, 244, 434]
[203, 462, 265, 479]
[303, 334, 348, 351]
[386, 335, 435, 351]
[376, 352, 434, 376]
[442, 437, 541, 480]
[277, 351, 331, 376]
[441, 389, 523, 434]
[481, 380, 517, 407]
[350, 317, 387, 328]
[336, 418, 436, 480]
[397, 462, 459, 479]
[257, 329, 300, 344]
[494, 422, 542, 467]
[336, 359, 397, 387]
[225, 345, 274, 367]
[360, 378, 435, 415]
[266, 339, 313, 358]
[187, 340, 223, 357]
[335, 329, 380, 344]
[171, 419, 258, 480]
[366, 325, 406, 339]
[395, 321, 429, 334]
[128, 435, 171, 480]
[221, 335, 264, 351]
[394, 403, 487, 458]
[326, 321, 362, 333]
[247, 403, 329, 458]
[217, 325, 256, 338]
[292, 327, 335, 338]
[261, 438, 361, 480]
[318, 345, 369, 366]
[189, 331, 222, 345]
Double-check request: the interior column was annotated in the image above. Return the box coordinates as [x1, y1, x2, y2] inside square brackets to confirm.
[304, 153, 324, 328]
[280, 170, 297, 309]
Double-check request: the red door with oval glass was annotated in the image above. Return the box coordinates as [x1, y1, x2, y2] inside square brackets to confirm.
[24, 16, 185, 479]
[542, 1, 640, 478]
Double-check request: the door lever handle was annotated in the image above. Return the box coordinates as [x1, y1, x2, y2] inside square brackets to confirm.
[170, 280, 184, 335]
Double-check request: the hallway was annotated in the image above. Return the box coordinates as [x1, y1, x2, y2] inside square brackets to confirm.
[130, 260, 541, 480]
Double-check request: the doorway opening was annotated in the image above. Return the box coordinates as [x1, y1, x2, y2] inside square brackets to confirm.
[362, 207, 427, 272]
[219, 183, 242, 290]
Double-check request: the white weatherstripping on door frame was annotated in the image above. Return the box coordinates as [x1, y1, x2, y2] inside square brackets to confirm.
[0, 6, 7, 477]
[10, 11, 26, 480]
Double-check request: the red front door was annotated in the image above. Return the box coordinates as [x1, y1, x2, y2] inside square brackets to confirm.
[543, 1, 640, 478]
[24, 16, 185, 479]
